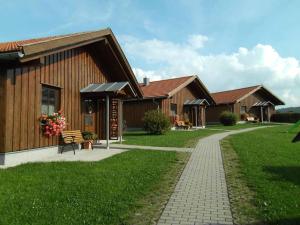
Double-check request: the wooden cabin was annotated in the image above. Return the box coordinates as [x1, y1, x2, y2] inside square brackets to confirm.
[123, 76, 215, 128]
[0, 28, 143, 163]
[206, 85, 285, 123]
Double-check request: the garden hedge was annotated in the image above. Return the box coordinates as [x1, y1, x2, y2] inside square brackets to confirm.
[271, 113, 300, 123]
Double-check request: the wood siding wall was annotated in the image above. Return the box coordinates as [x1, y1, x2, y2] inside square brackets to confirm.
[162, 85, 199, 118]
[1, 47, 110, 153]
[0, 68, 5, 152]
[123, 99, 159, 128]
[206, 104, 233, 123]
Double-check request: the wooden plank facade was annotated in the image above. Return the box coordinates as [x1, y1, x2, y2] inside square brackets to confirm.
[0, 29, 142, 153]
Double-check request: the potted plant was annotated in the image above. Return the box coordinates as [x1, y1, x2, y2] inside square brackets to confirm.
[82, 131, 98, 150]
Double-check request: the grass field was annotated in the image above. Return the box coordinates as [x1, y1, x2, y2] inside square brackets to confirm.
[207, 122, 278, 130]
[123, 123, 275, 147]
[222, 125, 300, 225]
[0, 150, 189, 225]
[123, 129, 222, 147]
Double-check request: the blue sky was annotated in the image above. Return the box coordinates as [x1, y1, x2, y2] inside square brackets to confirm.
[1, 0, 300, 106]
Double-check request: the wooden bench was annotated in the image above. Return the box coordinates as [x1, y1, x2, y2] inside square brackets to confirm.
[246, 116, 259, 123]
[61, 130, 85, 155]
[175, 120, 190, 130]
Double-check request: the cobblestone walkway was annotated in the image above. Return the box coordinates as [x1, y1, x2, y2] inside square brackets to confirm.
[157, 127, 266, 225]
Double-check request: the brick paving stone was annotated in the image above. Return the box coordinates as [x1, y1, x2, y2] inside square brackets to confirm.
[157, 127, 267, 225]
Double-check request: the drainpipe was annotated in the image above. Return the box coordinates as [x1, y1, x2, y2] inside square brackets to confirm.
[106, 95, 110, 150]
[195, 106, 198, 127]
[152, 98, 160, 110]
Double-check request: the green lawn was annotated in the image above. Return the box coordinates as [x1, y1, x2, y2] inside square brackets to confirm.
[123, 129, 223, 147]
[0, 150, 189, 225]
[222, 125, 300, 225]
[207, 122, 277, 130]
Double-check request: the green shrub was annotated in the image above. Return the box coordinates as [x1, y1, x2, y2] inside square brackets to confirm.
[271, 113, 300, 123]
[143, 110, 171, 134]
[219, 111, 238, 126]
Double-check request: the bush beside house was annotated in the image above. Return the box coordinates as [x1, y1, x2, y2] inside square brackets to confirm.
[143, 110, 171, 134]
[219, 111, 238, 126]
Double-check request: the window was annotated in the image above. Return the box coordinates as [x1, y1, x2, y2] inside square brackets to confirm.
[170, 103, 177, 116]
[41, 85, 60, 114]
[240, 106, 247, 114]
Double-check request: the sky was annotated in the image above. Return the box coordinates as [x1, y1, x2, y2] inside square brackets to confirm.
[1, 0, 300, 107]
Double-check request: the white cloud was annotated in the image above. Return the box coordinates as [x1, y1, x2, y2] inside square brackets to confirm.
[121, 35, 300, 107]
[187, 34, 209, 49]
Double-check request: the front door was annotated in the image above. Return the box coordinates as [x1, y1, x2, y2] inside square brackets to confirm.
[84, 99, 97, 133]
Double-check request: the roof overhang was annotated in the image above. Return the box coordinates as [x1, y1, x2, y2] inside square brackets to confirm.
[167, 75, 215, 105]
[236, 85, 284, 105]
[80, 82, 136, 98]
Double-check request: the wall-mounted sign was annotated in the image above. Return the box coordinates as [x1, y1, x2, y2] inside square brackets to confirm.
[110, 99, 119, 140]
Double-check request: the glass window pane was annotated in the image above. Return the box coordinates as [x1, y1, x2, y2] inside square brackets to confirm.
[41, 86, 60, 115]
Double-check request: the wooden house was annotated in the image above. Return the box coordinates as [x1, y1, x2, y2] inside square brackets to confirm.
[0, 28, 143, 164]
[206, 85, 285, 123]
[123, 76, 215, 128]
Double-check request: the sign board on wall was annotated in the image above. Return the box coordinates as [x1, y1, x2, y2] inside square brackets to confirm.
[110, 99, 119, 140]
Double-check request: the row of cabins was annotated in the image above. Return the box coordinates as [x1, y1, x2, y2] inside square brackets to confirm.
[0, 28, 284, 165]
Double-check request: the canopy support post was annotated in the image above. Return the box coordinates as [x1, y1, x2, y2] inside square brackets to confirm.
[106, 95, 110, 150]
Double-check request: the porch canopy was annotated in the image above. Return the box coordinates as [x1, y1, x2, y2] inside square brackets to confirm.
[252, 101, 274, 107]
[252, 101, 275, 122]
[80, 81, 136, 97]
[184, 99, 210, 106]
[80, 82, 136, 149]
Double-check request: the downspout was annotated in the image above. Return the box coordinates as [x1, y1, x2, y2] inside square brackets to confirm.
[152, 98, 160, 111]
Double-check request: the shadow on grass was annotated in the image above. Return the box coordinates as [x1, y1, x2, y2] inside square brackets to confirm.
[263, 166, 300, 185]
[124, 132, 148, 137]
[249, 217, 300, 225]
[124, 132, 169, 137]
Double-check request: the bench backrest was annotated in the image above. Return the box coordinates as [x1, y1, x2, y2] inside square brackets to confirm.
[61, 130, 84, 144]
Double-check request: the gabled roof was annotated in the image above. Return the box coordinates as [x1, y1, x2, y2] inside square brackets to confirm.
[140, 75, 215, 104]
[212, 85, 284, 105]
[0, 28, 143, 97]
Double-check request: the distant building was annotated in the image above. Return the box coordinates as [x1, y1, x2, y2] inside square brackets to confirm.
[206, 85, 285, 123]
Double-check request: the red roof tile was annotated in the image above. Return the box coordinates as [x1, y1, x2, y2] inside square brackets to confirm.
[140, 76, 194, 98]
[0, 31, 91, 53]
[212, 85, 260, 104]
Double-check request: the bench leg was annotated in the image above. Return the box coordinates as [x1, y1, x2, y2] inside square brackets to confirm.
[61, 145, 64, 154]
[71, 143, 76, 155]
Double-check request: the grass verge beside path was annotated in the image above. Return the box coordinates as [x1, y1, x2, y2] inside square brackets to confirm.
[221, 125, 300, 225]
[123, 129, 223, 148]
[207, 122, 278, 130]
[0, 150, 189, 225]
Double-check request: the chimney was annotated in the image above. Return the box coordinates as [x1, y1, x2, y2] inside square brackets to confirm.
[143, 77, 150, 86]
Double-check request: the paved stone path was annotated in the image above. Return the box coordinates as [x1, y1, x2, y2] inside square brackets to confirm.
[157, 127, 267, 225]
[110, 143, 193, 152]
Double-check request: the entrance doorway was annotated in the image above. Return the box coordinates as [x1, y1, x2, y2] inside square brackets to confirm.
[83, 99, 97, 133]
